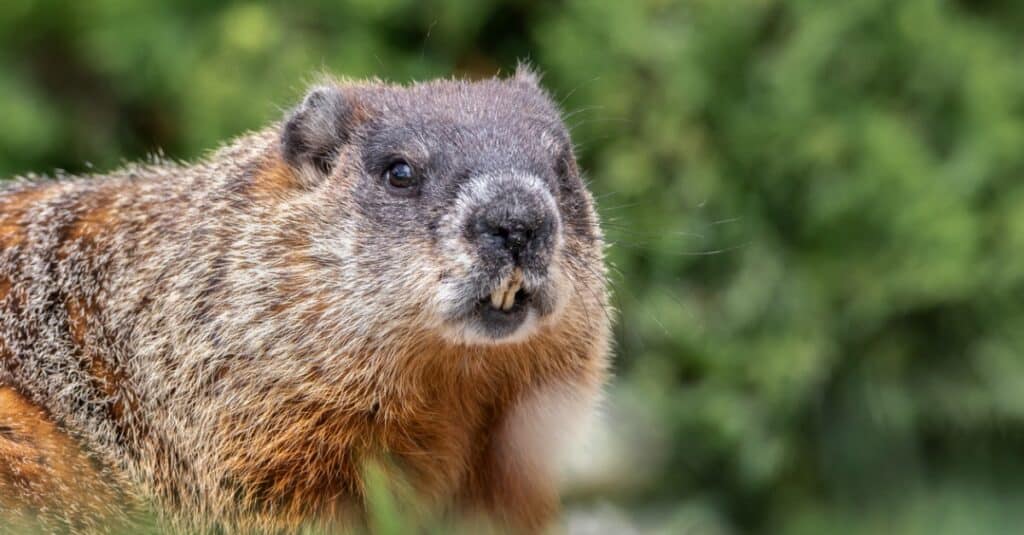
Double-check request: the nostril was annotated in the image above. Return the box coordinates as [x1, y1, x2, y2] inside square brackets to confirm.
[482, 225, 509, 248]
[492, 226, 510, 242]
[505, 228, 529, 257]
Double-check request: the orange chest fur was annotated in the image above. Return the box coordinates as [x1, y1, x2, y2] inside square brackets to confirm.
[204, 380, 505, 527]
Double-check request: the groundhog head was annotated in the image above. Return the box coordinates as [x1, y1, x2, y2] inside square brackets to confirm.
[277, 66, 603, 346]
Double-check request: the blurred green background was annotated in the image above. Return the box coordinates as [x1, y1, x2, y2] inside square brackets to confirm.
[3, 0, 1024, 533]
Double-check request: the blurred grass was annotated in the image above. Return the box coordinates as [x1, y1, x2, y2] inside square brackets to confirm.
[3, 0, 1024, 533]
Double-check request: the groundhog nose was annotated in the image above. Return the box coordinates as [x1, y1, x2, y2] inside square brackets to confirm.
[462, 173, 560, 271]
[481, 221, 533, 262]
[471, 203, 556, 268]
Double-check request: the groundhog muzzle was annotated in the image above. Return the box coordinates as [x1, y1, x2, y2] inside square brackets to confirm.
[0, 67, 611, 533]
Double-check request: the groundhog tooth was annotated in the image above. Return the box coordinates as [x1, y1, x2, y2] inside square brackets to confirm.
[492, 268, 523, 310]
[501, 287, 517, 310]
[489, 273, 514, 309]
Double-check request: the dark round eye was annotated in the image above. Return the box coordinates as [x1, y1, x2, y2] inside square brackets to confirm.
[384, 161, 418, 190]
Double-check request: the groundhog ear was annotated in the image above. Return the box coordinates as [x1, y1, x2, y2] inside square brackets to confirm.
[512, 61, 544, 90]
[280, 85, 358, 176]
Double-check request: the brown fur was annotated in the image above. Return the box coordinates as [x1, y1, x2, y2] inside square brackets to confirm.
[0, 387, 135, 533]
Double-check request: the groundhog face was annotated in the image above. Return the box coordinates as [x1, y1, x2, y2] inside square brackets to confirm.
[280, 68, 603, 345]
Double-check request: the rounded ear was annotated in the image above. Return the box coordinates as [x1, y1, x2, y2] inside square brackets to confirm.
[513, 61, 544, 90]
[280, 85, 359, 177]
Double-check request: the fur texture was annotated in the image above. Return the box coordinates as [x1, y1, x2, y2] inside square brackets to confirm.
[0, 70, 611, 533]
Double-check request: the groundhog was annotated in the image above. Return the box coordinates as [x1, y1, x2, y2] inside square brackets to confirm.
[0, 66, 610, 533]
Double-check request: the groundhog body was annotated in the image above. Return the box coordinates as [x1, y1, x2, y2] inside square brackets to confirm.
[0, 69, 610, 533]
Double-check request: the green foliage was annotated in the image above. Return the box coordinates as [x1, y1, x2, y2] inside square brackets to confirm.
[3, 0, 1024, 533]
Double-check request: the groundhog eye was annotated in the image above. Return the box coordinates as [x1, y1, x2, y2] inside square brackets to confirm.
[384, 161, 418, 190]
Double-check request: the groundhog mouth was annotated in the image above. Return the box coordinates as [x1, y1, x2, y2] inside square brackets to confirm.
[487, 268, 525, 311]
[467, 267, 537, 340]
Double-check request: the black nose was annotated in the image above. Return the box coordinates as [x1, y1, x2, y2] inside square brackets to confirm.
[481, 221, 535, 262]
[468, 196, 556, 268]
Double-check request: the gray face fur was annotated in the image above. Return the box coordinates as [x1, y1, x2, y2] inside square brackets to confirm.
[283, 72, 596, 344]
